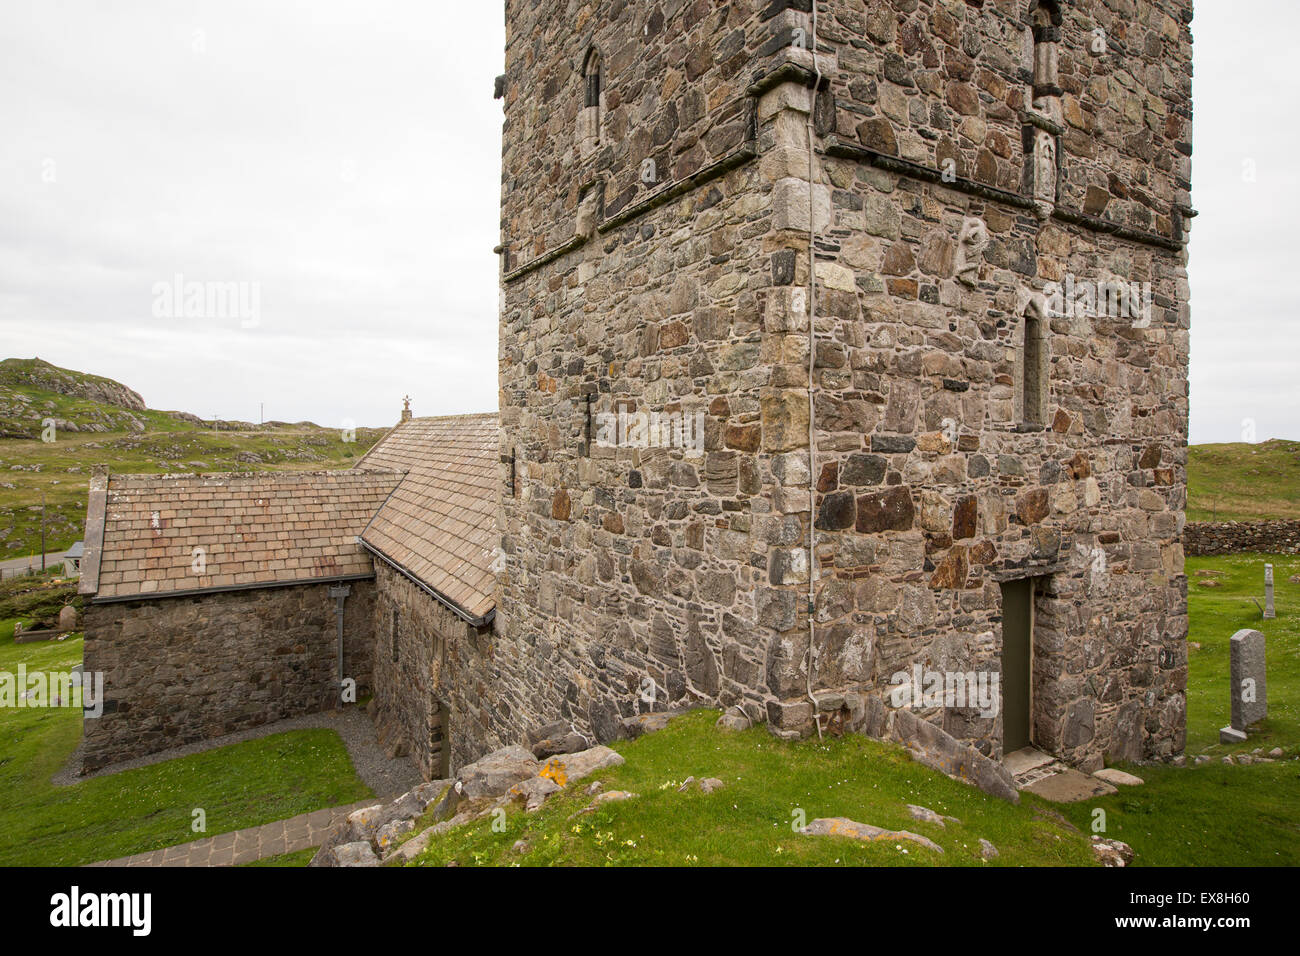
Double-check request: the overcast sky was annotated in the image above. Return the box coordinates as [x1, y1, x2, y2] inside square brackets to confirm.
[0, 2, 1293, 443]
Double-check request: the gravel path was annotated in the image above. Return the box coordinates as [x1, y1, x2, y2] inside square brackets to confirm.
[52, 707, 421, 800]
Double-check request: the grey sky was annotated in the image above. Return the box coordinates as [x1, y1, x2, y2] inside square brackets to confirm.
[0, 2, 1293, 443]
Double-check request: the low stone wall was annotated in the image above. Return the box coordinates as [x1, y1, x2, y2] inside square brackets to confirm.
[1184, 521, 1300, 557]
[81, 579, 376, 771]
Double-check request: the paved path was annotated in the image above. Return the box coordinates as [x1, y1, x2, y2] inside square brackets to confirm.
[72, 708, 421, 867]
[88, 800, 377, 867]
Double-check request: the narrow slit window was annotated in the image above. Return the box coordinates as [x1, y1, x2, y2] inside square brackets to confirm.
[584, 51, 601, 109]
[578, 48, 602, 156]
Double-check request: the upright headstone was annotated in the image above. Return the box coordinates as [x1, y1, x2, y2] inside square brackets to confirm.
[58, 605, 78, 632]
[1220, 628, 1267, 744]
[1263, 564, 1276, 619]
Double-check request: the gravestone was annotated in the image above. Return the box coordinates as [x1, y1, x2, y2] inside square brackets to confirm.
[1263, 564, 1276, 619]
[1219, 628, 1267, 744]
[58, 605, 78, 632]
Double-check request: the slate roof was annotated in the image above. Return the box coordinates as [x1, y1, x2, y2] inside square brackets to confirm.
[356, 413, 499, 623]
[80, 469, 402, 601]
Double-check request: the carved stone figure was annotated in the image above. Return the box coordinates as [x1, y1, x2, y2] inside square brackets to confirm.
[1033, 129, 1058, 218]
[954, 217, 989, 287]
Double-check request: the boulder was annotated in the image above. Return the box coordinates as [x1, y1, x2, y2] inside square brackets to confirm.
[527, 720, 590, 759]
[1090, 836, 1135, 867]
[1092, 768, 1144, 787]
[311, 779, 450, 866]
[580, 790, 638, 813]
[313, 841, 379, 868]
[374, 818, 414, 851]
[799, 817, 943, 854]
[979, 838, 999, 860]
[623, 708, 690, 738]
[455, 746, 541, 801]
[506, 775, 563, 812]
[906, 804, 958, 827]
[538, 745, 624, 788]
[675, 775, 724, 794]
[890, 709, 1019, 803]
[715, 707, 751, 732]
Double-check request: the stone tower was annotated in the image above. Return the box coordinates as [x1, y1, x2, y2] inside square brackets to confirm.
[495, 0, 1192, 771]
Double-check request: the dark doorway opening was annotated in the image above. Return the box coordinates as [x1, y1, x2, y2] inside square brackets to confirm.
[430, 699, 451, 779]
[1000, 578, 1035, 754]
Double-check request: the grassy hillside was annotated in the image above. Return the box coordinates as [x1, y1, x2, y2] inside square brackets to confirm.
[1188, 439, 1300, 522]
[0, 358, 386, 562]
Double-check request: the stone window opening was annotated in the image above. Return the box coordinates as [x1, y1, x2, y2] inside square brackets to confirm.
[1019, 297, 1050, 428]
[577, 47, 602, 158]
[1028, 1, 1063, 99]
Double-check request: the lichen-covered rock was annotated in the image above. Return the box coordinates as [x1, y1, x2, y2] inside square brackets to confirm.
[312, 841, 379, 868]
[1090, 836, 1135, 868]
[799, 817, 943, 854]
[455, 746, 540, 801]
[538, 746, 624, 788]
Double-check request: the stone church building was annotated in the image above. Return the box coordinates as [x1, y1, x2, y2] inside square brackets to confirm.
[79, 0, 1193, 784]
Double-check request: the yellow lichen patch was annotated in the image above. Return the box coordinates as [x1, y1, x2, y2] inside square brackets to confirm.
[540, 759, 568, 788]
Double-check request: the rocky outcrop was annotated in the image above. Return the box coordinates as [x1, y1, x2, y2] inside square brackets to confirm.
[0, 358, 146, 410]
[310, 743, 628, 866]
[890, 709, 1020, 804]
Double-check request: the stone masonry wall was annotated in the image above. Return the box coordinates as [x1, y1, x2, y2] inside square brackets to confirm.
[370, 562, 497, 777]
[82, 579, 375, 772]
[1184, 521, 1300, 557]
[494, 0, 1191, 770]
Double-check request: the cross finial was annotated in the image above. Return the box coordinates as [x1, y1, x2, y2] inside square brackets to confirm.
[402, 395, 411, 411]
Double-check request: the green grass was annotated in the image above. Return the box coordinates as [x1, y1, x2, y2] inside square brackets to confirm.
[1054, 759, 1299, 866]
[401, 552, 1300, 869]
[1052, 551, 1300, 866]
[1188, 439, 1300, 521]
[1183, 552, 1300, 754]
[0, 617, 374, 866]
[403, 709, 1097, 868]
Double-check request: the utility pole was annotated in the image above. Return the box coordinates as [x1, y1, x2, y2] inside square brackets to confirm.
[40, 489, 46, 573]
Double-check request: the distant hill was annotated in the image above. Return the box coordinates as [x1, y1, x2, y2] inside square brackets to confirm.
[1188, 439, 1300, 522]
[0, 358, 388, 562]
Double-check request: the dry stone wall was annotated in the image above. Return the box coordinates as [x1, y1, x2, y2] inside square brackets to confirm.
[494, 0, 1191, 771]
[1184, 521, 1300, 557]
[81, 580, 375, 771]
